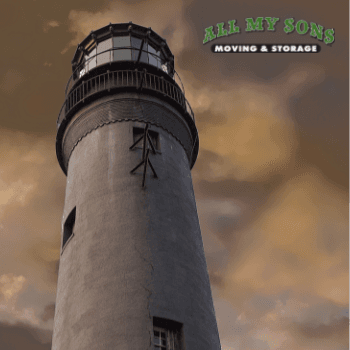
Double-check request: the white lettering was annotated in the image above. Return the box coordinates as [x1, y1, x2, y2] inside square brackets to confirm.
[214, 45, 224, 52]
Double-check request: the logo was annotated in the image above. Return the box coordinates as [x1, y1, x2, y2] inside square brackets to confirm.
[203, 17, 335, 53]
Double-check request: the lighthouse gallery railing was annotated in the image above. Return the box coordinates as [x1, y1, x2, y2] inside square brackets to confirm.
[57, 69, 194, 127]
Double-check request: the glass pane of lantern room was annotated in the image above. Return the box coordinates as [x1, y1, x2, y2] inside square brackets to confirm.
[148, 45, 158, 67]
[97, 38, 112, 66]
[87, 48, 97, 72]
[113, 36, 130, 48]
[113, 36, 131, 61]
[114, 49, 131, 61]
[131, 37, 148, 63]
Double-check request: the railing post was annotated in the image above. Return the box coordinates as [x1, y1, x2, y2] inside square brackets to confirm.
[161, 76, 165, 95]
[138, 69, 147, 91]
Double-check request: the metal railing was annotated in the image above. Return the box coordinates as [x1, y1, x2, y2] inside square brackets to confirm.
[57, 68, 194, 127]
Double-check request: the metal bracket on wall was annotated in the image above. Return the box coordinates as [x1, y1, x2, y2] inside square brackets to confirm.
[130, 123, 158, 188]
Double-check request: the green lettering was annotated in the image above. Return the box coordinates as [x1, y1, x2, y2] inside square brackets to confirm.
[203, 26, 217, 44]
[265, 17, 279, 31]
[324, 28, 335, 44]
[228, 20, 240, 34]
[217, 22, 228, 37]
[284, 18, 295, 34]
[245, 17, 264, 32]
[310, 22, 323, 40]
[296, 20, 309, 35]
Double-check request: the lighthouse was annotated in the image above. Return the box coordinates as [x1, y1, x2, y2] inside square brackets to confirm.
[52, 22, 221, 350]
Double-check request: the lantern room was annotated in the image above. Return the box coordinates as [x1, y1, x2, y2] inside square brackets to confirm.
[71, 22, 175, 82]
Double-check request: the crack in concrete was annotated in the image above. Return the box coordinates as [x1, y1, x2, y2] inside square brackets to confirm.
[144, 285, 153, 349]
[134, 243, 154, 349]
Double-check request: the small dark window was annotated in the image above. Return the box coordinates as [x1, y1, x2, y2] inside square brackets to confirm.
[62, 207, 76, 251]
[133, 127, 160, 151]
[153, 317, 183, 350]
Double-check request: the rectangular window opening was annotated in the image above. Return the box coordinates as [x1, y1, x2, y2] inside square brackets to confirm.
[62, 207, 76, 252]
[153, 317, 183, 350]
[133, 127, 160, 151]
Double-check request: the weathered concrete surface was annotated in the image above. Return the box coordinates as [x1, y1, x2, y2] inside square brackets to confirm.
[52, 98, 221, 350]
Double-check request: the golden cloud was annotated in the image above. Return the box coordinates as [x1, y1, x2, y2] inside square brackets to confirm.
[0, 274, 26, 302]
[62, 0, 189, 56]
[221, 166, 348, 307]
[188, 63, 325, 183]
[43, 20, 60, 33]
[0, 129, 64, 295]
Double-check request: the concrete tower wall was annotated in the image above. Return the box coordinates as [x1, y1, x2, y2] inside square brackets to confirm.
[52, 93, 221, 350]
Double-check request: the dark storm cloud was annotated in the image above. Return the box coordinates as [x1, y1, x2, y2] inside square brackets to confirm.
[208, 270, 225, 289]
[41, 303, 55, 322]
[0, 321, 52, 350]
[294, 317, 348, 339]
[289, 74, 348, 188]
[194, 175, 285, 209]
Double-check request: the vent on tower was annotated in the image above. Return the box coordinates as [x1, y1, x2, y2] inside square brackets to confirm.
[153, 317, 183, 350]
[62, 207, 76, 252]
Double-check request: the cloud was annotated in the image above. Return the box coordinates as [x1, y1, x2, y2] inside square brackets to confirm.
[215, 290, 348, 350]
[43, 20, 60, 33]
[0, 321, 51, 350]
[189, 63, 326, 183]
[41, 303, 55, 322]
[291, 317, 348, 340]
[0, 273, 41, 326]
[61, 0, 189, 56]
[0, 129, 64, 318]
[219, 166, 348, 305]
[202, 163, 347, 349]
[0, 274, 26, 302]
[0, 272, 56, 330]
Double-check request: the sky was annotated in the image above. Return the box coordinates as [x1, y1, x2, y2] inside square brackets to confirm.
[0, 0, 348, 349]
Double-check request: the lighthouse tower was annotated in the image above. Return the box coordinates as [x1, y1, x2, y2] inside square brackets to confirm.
[52, 22, 221, 350]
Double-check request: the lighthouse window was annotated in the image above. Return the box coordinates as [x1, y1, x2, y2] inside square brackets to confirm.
[113, 36, 130, 47]
[153, 329, 167, 349]
[97, 38, 112, 65]
[87, 47, 97, 71]
[113, 36, 131, 61]
[131, 36, 148, 63]
[148, 44, 159, 67]
[153, 317, 183, 350]
[62, 207, 76, 253]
